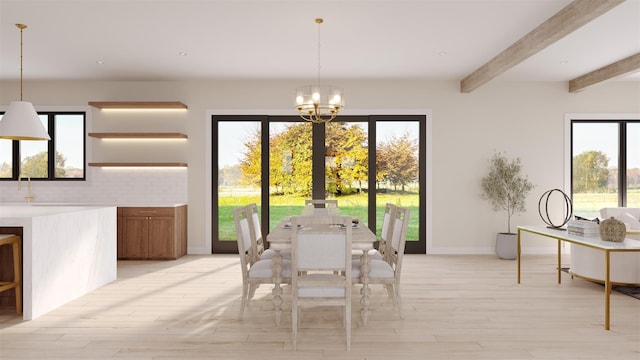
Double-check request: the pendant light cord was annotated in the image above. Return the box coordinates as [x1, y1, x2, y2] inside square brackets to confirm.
[316, 18, 322, 87]
[16, 24, 27, 101]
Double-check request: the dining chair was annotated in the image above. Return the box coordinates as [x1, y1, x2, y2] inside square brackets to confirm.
[352, 206, 409, 316]
[290, 215, 352, 351]
[353, 203, 396, 261]
[233, 206, 291, 320]
[245, 203, 290, 261]
[302, 199, 339, 216]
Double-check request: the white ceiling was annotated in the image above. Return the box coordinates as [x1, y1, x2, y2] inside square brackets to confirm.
[1, 0, 639, 87]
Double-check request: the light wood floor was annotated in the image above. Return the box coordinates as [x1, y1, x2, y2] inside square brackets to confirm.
[1, 254, 639, 359]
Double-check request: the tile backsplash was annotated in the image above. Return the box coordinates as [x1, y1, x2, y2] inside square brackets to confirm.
[0, 167, 187, 205]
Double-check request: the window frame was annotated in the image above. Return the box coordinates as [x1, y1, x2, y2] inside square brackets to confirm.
[568, 116, 639, 208]
[0, 110, 86, 181]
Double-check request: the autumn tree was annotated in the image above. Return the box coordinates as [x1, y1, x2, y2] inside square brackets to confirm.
[573, 150, 609, 192]
[240, 122, 369, 196]
[239, 128, 262, 187]
[377, 132, 418, 191]
[326, 122, 368, 194]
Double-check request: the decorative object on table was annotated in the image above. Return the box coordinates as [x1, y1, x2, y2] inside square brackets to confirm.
[599, 217, 626, 242]
[538, 188, 573, 229]
[294, 18, 344, 123]
[567, 219, 599, 237]
[481, 151, 535, 260]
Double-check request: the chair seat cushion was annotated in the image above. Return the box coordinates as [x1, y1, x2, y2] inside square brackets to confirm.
[298, 274, 346, 297]
[352, 259, 394, 278]
[260, 248, 291, 260]
[249, 259, 292, 278]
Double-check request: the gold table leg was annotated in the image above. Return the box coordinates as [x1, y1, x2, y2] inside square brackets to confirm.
[517, 229, 521, 284]
[557, 239, 561, 284]
[604, 250, 611, 330]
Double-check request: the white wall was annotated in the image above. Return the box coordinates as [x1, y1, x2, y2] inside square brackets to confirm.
[1, 79, 638, 255]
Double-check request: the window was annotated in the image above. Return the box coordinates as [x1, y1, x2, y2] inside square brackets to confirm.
[0, 111, 86, 180]
[571, 119, 640, 218]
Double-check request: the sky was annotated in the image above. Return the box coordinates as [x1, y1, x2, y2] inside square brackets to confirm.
[572, 122, 639, 169]
[217, 120, 419, 168]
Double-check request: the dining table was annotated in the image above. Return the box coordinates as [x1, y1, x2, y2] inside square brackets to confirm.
[266, 217, 377, 326]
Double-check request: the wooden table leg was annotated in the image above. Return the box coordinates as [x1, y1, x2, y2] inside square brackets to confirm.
[360, 250, 371, 325]
[272, 250, 283, 326]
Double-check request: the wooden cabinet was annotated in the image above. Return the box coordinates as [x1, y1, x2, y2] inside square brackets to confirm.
[117, 205, 187, 260]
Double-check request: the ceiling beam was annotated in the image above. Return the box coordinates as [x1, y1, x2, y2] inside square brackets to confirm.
[569, 53, 640, 93]
[460, 0, 625, 93]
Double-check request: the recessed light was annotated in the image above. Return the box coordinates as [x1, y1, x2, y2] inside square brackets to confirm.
[96, 60, 104, 65]
[438, 51, 447, 56]
[560, 60, 568, 65]
[178, 52, 187, 56]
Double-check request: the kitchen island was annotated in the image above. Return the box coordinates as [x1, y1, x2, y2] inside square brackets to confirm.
[0, 204, 117, 320]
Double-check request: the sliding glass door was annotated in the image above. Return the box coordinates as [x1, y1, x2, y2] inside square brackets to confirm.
[212, 114, 426, 254]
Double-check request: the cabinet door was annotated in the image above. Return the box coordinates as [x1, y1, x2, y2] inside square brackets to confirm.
[121, 216, 149, 259]
[148, 217, 175, 259]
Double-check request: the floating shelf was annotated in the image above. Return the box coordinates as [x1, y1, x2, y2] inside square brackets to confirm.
[88, 132, 188, 139]
[88, 101, 188, 109]
[88, 162, 188, 167]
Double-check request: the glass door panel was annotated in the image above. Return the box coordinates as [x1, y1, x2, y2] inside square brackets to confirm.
[268, 121, 312, 230]
[375, 121, 420, 243]
[324, 121, 369, 225]
[216, 121, 261, 243]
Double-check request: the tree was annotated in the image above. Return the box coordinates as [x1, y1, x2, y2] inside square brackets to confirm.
[481, 152, 535, 234]
[20, 151, 66, 178]
[326, 122, 368, 194]
[239, 127, 262, 187]
[573, 150, 609, 193]
[377, 132, 418, 191]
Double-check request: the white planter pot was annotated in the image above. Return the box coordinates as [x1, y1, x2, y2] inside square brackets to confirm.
[495, 233, 517, 260]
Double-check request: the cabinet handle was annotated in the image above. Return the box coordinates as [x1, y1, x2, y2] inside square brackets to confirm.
[139, 211, 157, 214]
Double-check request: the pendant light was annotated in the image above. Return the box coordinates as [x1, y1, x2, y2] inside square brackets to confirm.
[0, 24, 50, 141]
[294, 18, 344, 123]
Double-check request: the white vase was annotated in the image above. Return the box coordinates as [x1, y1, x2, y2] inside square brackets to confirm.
[495, 233, 517, 260]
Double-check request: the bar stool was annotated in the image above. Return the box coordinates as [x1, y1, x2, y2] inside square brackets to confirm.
[0, 234, 22, 314]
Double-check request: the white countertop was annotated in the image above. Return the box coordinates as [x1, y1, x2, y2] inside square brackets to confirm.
[0, 203, 187, 219]
[0, 204, 114, 218]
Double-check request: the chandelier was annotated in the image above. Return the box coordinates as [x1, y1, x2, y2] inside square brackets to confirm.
[295, 18, 344, 123]
[0, 24, 50, 141]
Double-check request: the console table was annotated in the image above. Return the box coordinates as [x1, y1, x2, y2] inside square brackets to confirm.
[517, 225, 640, 330]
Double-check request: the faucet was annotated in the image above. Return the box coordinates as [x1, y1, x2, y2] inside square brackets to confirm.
[18, 176, 35, 203]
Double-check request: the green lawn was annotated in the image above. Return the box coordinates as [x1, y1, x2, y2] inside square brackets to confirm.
[217, 192, 420, 241]
[571, 189, 640, 219]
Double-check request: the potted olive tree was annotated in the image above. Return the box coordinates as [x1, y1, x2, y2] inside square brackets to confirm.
[481, 152, 535, 259]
